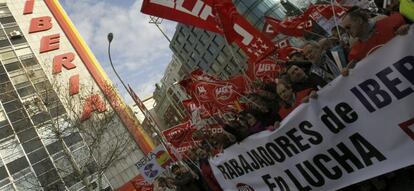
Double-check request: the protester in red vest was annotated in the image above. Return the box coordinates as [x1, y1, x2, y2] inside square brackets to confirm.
[341, 7, 410, 71]
[197, 148, 224, 191]
[276, 81, 316, 119]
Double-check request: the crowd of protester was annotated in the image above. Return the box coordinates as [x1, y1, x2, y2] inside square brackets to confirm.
[154, 1, 413, 190]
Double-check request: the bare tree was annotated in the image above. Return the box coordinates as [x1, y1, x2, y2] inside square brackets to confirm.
[17, 79, 136, 191]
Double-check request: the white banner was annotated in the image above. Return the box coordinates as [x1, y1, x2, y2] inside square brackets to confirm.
[210, 27, 414, 191]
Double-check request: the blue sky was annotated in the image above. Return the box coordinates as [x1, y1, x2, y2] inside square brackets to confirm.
[60, 0, 177, 103]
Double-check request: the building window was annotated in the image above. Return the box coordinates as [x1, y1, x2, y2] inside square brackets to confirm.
[0, 50, 15, 61]
[0, 6, 12, 18]
[0, 125, 12, 141]
[10, 73, 29, 86]
[239, 1, 256, 9]
[2, 99, 22, 114]
[37, 124, 57, 146]
[14, 47, 31, 57]
[216, 54, 226, 64]
[27, 148, 48, 165]
[195, 44, 203, 54]
[207, 45, 218, 55]
[246, 11, 261, 25]
[11, 117, 31, 134]
[4, 26, 26, 45]
[0, 167, 10, 189]
[0, 110, 6, 123]
[7, 109, 26, 122]
[6, 158, 29, 177]
[17, 128, 38, 143]
[0, 29, 10, 48]
[211, 62, 221, 73]
[236, 3, 249, 14]
[0, 138, 24, 164]
[37, 170, 60, 188]
[33, 158, 55, 176]
[54, 157, 73, 177]
[64, 133, 83, 149]
[21, 138, 43, 155]
[17, 85, 35, 98]
[14, 172, 40, 190]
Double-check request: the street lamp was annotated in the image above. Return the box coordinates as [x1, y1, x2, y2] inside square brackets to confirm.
[107, 32, 130, 93]
[107, 32, 167, 147]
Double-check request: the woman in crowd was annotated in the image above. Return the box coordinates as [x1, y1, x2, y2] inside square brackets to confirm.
[276, 80, 317, 119]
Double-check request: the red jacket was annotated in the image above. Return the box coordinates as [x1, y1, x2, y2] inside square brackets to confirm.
[348, 13, 406, 62]
[279, 88, 313, 119]
[199, 159, 223, 191]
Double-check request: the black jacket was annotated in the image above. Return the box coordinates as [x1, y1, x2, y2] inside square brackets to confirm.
[174, 171, 202, 191]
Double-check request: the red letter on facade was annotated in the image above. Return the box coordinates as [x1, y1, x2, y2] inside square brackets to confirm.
[80, 95, 107, 122]
[29, 16, 52, 33]
[23, 0, 34, 15]
[53, 52, 76, 74]
[40, 34, 60, 53]
[69, 74, 80, 96]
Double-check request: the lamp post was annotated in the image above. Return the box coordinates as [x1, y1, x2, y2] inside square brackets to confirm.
[107, 32, 168, 148]
[107, 32, 130, 93]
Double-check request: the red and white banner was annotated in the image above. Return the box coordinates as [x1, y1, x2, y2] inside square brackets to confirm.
[215, 1, 276, 63]
[140, 0, 222, 33]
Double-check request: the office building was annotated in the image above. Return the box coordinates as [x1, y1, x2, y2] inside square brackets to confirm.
[0, 1, 152, 190]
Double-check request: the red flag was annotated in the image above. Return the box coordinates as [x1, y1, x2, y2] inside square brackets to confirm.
[213, 76, 247, 105]
[304, 4, 348, 34]
[204, 124, 224, 134]
[132, 175, 153, 191]
[192, 81, 218, 103]
[262, 20, 278, 39]
[140, 0, 222, 33]
[247, 58, 283, 82]
[214, 2, 276, 63]
[185, 76, 248, 113]
[265, 16, 313, 37]
[276, 46, 302, 61]
[162, 121, 196, 148]
[174, 140, 202, 156]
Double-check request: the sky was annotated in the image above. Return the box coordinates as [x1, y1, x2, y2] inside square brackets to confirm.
[60, 0, 177, 104]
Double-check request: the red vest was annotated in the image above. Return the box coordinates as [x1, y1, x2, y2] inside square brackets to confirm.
[279, 88, 313, 119]
[348, 13, 406, 62]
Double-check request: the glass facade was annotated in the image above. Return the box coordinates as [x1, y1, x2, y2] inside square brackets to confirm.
[0, 4, 102, 191]
[169, 0, 290, 80]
